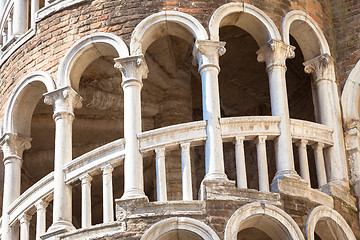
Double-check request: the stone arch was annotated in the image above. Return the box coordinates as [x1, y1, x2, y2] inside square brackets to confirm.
[224, 203, 304, 240]
[306, 205, 356, 240]
[57, 32, 129, 90]
[140, 217, 220, 240]
[209, 2, 281, 46]
[4, 71, 56, 137]
[282, 10, 331, 61]
[130, 11, 208, 55]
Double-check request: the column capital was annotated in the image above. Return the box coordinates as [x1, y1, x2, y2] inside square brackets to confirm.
[303, 54, 334, 82]
[180, 142, 190, 150]
[19, 212, 32, 224]
[80, 174, 93, 185]
[44, 86, 82, 120]
[101, 164, 114, 176]
[155, 147, 166, 156]
[192, 40, 226, 73]
[257, 40, 295, 69]
[114, 55, 148, 88]
[0, 133, 31, 161]
[295, 139, 308, 147]
[255, 135, 267, 144]
[35, 199, 49, 211]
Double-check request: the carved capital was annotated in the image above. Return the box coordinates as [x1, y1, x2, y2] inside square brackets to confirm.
[257, 40, 295, 69]
[0, 133, 31, 160]
[303, 54, 334, 81]
[19, 213, 32, 224]
[35, 199, 49, 211]
[101, 164, 114, 176]
[44, 86, 82, 119]
[80, 174, 93, 185]
[192, 40, 226, 72]
[114, 55, 148, 88]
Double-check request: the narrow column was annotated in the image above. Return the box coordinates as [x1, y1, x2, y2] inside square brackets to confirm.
[101, 164, 114, 223]
[313, 143, 327, 188]
[257, 40, 297, 180]
[35, 200, 48, 240]
[13, 0, 28, 36]
[296, 139, 311, 185]
[2, 30, 7, 44]
[0, 133, 31, 240]
[44, 87, 82, 233]
[114, 55, 148, 200]
[19, 213, 32, 240]
[304, 54, 347, 185]
[255, 136, 269, 192]
[234, 136, 247, 189]
[7, 17, 13, 39]
[193, 40, 227, 181]
[181, 142, 193, 201]
[80, 174, 92, 228]
[155, 148, 167, 202]
[31, 0, 40, 26]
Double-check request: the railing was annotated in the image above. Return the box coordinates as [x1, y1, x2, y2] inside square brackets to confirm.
[4, 117, 334, 239]
[0, 0, 14, 49]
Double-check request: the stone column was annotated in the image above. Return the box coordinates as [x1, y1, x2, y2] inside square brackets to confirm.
[114, 55, 148, 200]
[44, 87, 82, 234]
[257, 40, 297, 181]
[13, 0, 28, 36]
[234, 136, 247, 189]
[296, 139, 311, 185]
[255, 136, 269, 192]
[155, 147, 167, 202]
[80, 174, 92, 228]
[35, 200, 48, 240]
[181, 142, 193, 201]
[101, 164, 114, 223]
[31, 0, 39, 26]
[19, 213, 31, 240]
[193, 40, 227, 181]
[0, 133, 31, 240]
[304, 54, 348, 186]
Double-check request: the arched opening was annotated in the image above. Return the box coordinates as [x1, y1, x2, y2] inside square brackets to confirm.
[237, 227, 271, 240]
[132, 12, 206, 201]
[158, 229, 203, 240]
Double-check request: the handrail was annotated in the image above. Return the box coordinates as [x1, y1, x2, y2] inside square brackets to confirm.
[0, 0, 13, 32]
[290, 119, 333, 146]
[8, 172, 54, 225]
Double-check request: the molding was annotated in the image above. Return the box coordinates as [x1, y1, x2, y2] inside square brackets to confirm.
[36, 0, 89, 22]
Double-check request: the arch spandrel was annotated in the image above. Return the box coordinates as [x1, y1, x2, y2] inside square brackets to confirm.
[4, 71, 56, 137]
[57, 32, 129, 91]
[130, 11, 208, 56]
[209, 2, 281, 47]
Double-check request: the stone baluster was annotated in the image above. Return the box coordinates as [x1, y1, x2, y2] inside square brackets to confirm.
[0, 133, 31, 240]
[80, 174, 93, 228]
[257, 40, 297, 183]
[234, 136, 247, 189]
[255, 136, 269, 192]
[313, 143, 327, 188]
[296, 140, 311, 185]
[181, 142, 193, 201]
[193, 40, 228, 181]
[19, 213, 32, 240]
[101, 164, 114, 223]
[35, 199, 48, 240]
[304, 54, 348, 186]
[7, 17, 12, 39]
[3, 30, 7, 44]
[31, 0, 39, 26]
[44, 87, 82, 234]
[114, 55, 148, 200]
[13, 0, 28, 36]
[155, 147, 167, 202]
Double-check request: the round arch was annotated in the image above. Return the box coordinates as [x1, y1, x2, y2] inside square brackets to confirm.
[224, 203, 304, 240]
[4, 71, 56, 137]
[282, 10, 331, 61]
[57, 32, 129, 90]
[130, 11, 208, 55]
[140, 217, 220, 240]
[305, 205, 356, 240]
[209, 2, 281, 46]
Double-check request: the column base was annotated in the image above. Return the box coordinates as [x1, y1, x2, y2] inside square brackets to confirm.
[203, 172, 229, 182]
[271, 170, 301, 192]
[320, 181, 356, 211]
[41, 221, 75, 239]
[120, 189, 148, 201]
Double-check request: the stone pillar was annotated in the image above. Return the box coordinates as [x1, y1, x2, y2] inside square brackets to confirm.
[44, 87, 82, 234]
[101, 164, 114, 223]
[13, 0, 28, 36]
[296, 139, 311, 185]
[234, 136, 247, 189]
[114, 55, 148, 200]
[313, 143, 327, 188]
[35, 200, 48, 240]
[255, 136, 269, 192]
[80, 174, 92, 228]
[257, 40, 297, 181]
[19, 213, 31, 240]
[0, 133, 31, 240]
[155, 147, 167, 202]
[304, 54, 348, 186]
[181, 142, 193, 201]
[193, 40, 227, 181]
[31, 0, 39, 26]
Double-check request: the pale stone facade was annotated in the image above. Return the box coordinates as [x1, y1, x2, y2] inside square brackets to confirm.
[0, 0, 359, 239]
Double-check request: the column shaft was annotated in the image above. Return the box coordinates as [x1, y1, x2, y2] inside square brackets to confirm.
[19, 213, 31, 240]
[102, 165, 114, 223]
[256, 136, 269, 192]
[313, 143, 327, 187]
[13, 0, 28, 36]
[35, 200, 48, 240]
[155, 148, 167, 202]
[181, 142, 193, 201]
[235, 137, 247, 189]
[296, 140, 311, 185]
[80, 174, 92, 228]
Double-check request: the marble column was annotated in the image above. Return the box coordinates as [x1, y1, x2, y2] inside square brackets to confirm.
[0, 133, 31, 240]
[31, 0, 39, 26]
[101, 165, 114, 223]
[35, 199, 48, 240]
[13, 0, 28, 36]
[114, 55, 148, 200]
[19, 213, 31, 240]
[193, 40, 228, 181]
[304, 54, 347, 185]
[44, 87, 82, 234]
[80, 174, 92, 228]
[257, 40, 297, 180]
